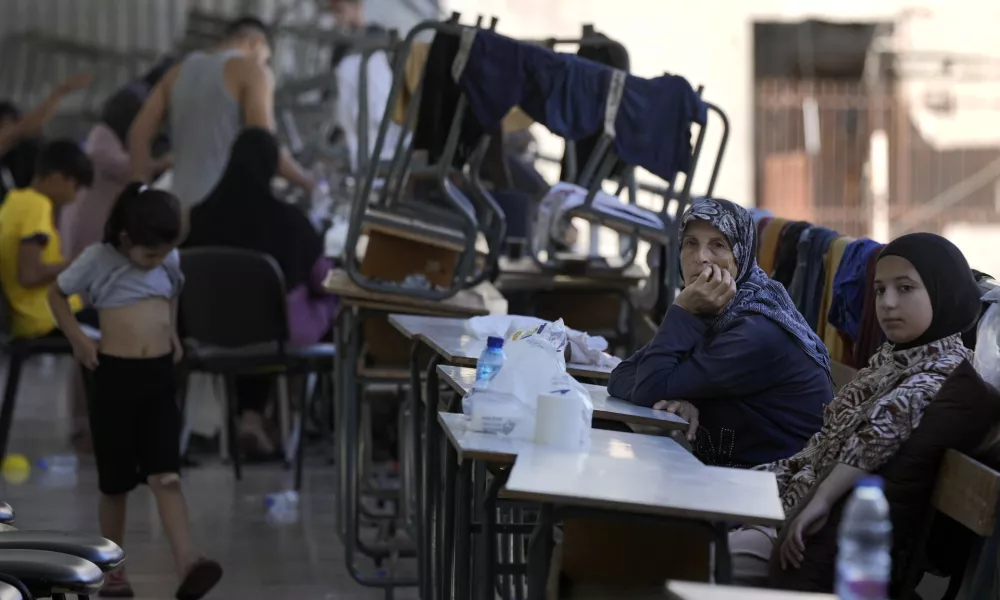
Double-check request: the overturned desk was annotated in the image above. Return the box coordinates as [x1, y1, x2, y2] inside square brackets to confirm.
[496, 257, 647, 353]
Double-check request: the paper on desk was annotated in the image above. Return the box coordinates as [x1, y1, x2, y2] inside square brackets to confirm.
[464, 315, 620, 369]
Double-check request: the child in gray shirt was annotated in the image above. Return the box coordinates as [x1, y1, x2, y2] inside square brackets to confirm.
[48, 183, 221, 599]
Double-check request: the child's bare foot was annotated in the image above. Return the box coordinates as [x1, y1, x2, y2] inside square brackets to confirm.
[175, 558, 222, 600]
[99, 569, 134, 598]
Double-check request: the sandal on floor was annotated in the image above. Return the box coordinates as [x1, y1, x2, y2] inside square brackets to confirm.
[99, 570, 134, 598]
[175, 558, 222, 600]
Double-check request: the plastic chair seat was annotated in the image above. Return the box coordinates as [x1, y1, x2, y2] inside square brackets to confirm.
[567, 202, 670, 244]
[186, 342, 336, 374]
[0, 531, 124, 571]
[2, 335, 72, 357]
[0, 549, 103, 597]
[0, 503, 13, 525]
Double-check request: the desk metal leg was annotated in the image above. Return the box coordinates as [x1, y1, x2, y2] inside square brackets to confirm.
[407, 341, 427, 598]
[526, 504, 554, 600]
[441, 444, 458, 600]
[713, 522, 732, 584]
[479, 468, 510, 600]
[421, 355, 443, 599]
[454, 459, 473, 600]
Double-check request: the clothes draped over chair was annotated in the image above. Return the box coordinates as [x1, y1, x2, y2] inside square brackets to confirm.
[454, 29, 705, 183]
[828, 238, 884, 346]
[560, 30, 630, 183]
[771, 221, 811, 287]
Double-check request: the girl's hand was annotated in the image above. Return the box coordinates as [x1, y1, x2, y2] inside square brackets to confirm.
[652, 400, 699, 442]
[780, 496, 831, 570]
[172, 334, 184, 364]
[72, 337, 100, 370]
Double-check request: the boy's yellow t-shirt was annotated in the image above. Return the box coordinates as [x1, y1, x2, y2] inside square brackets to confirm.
[0, 188, 82, 338]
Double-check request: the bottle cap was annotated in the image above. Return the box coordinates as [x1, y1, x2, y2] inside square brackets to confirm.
[486, 336, 504, 349]
[857, 475, 884, 490]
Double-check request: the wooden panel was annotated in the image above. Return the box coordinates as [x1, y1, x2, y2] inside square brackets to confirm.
[561, 518, 712, 586]
[359, 230, 459, 288]
[762, 152, 814, 222]
[932, 450, 1000, 537]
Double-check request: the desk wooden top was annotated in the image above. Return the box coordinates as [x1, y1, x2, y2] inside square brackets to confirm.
[497, 257, 647, 293]
[397, 318, 611, 379]
[503, 443, 785, 527]
[665, 582, 835, 599]
[387, 314, 469, 340]
[437, 365, 685, 431]
[437, 412, 700, 468]
[323, 269, 501, 317]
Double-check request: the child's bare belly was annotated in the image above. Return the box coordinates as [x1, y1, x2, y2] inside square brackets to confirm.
[98, 298, 173, 358]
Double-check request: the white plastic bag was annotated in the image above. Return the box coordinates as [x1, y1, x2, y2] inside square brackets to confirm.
[465, 320, 593, 447]
[464, 315, 619, 368]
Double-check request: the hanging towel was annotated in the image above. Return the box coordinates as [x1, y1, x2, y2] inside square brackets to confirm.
[786, 226, 816, 310]
[802, 227, 840, 330]
[819, 237, 853, 362]
[854, 244, 887, 367]
[772, 221, 811, 288]
[828, 238, 884, 344]
[758, 217, 788, 276]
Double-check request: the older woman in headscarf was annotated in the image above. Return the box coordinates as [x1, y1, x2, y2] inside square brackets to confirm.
[730, 232, 983, 587]
[607, 198, 832, 468]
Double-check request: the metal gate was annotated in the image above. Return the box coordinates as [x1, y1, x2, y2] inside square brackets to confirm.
[755, 55, 1000, 240]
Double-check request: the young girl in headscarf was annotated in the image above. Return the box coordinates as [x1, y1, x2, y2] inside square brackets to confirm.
[608, 198, 832, 468]
[730, 232, 983, 586]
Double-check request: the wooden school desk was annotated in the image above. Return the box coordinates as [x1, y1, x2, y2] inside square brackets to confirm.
[504, 444, 784, 598]
[438, 412, 700, 600]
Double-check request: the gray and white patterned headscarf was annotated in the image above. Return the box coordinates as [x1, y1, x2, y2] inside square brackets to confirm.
[680, 197, 832, 375]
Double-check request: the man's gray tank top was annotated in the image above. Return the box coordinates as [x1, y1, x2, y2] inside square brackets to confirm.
[169, 50, 244, 209]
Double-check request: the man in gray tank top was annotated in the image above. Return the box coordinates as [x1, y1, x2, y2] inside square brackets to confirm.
[129, 17, 315, 213]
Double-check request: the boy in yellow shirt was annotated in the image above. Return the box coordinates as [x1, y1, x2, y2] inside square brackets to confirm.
[0, 139, 94, 338]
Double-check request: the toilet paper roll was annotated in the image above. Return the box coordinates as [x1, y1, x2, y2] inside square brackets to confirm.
[534, 392, 591, 450]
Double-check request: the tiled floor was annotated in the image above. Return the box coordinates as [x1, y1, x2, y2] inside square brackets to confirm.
[0, 355, 417, 600]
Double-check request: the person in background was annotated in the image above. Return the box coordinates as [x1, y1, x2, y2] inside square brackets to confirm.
[0, 73, 93, 196]
[0, 140, 93, 339]
[0, 141, 95, 451]
[328, 0, 401, 174]
[61, 59, 177, 257]
[607, 198, 832, 468]
[729, 233, 982, 587]
[185, 128, 337, 458]
[50, 184, 222, 599]
[129, 16, 315, 222]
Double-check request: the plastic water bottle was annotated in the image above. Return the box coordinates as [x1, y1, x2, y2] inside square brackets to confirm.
[836, 476, 892, 600]
[309, 178, 333, 229]
[37, 454, 78, 474]
[475, 336, 506, 384]
[264, 490, 300, 524]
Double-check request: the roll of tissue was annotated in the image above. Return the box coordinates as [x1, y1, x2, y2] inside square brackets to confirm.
[534, 392, 592, 451]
